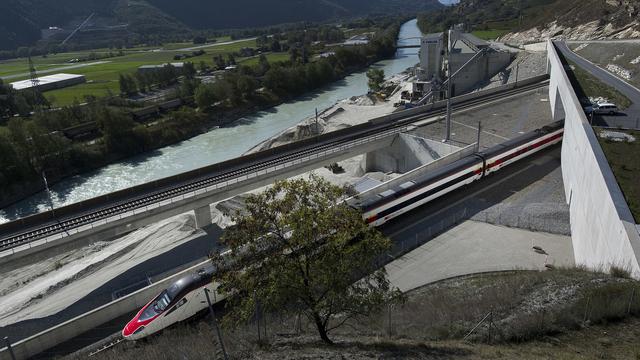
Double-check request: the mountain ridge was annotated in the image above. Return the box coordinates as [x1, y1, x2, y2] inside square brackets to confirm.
[0, 0, 443, 51]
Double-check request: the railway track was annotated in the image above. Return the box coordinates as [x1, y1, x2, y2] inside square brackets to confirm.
[0, 81, 548, 252]
[87, 337, 125, 357]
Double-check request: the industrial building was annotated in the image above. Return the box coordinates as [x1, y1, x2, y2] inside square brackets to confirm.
[138, 62, 185, 74]
[417, 33, 444, 82]
[447, 29, 512, 96]
[413, 28, 512, 101]
[9, 73, 86, 92]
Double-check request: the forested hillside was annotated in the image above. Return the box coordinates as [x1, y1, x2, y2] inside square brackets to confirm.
[0, 0, 442, 50]
[148, 0, 443, 29]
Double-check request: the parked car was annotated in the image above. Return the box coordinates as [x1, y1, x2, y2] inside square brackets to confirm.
[592, 103, 618, 115]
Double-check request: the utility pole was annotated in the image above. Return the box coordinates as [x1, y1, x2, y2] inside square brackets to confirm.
[444, 42, 453, 142]
[28, 56, 44, 109]
[315, 107, 319, 137]
[3, 337, 16, 360]
[476, 121, 482, 152]
[204, 288, 229, 360]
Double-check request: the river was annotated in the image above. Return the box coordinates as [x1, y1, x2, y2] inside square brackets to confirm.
[0, 19, 422, 222]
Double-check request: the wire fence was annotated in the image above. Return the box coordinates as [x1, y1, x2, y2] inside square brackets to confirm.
[384, 207, 469, 263]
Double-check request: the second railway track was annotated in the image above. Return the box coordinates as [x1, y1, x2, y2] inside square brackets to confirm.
[0, 80, 548, 251]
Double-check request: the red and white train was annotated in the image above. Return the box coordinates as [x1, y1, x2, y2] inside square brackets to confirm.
[123, 120, 564, 340]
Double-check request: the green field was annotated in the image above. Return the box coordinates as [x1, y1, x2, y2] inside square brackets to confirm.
[0, 37, 258, 106]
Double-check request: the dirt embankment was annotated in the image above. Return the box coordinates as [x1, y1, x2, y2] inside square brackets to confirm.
[85, 268, 640, 360]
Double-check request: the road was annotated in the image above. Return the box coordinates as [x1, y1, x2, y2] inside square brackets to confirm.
[555, 41, 640, 129]
[176, 37, 257, 52]
[0, 61, 111, 81]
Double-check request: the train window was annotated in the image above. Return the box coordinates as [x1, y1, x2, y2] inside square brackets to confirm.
[399, 181, 415, 189]
[378, 189, 396, 198]
[139, 290, 173, 321]
[164, 298, 188, 317]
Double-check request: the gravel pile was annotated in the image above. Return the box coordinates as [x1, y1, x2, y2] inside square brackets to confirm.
[480, 51, 548, 91]
[472, 202, 571, 236]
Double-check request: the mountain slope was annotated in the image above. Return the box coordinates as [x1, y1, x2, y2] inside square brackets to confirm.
[146, 0, 443, 30]
[418, 0, 640, 44]
[0, 0, 443, 50]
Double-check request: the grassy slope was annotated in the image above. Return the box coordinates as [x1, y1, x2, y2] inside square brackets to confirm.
[84, 269, 640, 360]
[567, 60, 632, 109]
[598, 130, 640, 223]
[569, 42, 640, 89]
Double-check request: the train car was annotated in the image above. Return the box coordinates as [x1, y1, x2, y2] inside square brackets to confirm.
[349, 121, 564, 227]
[122, 265, 219, 340]
[124, 121, 563, 340]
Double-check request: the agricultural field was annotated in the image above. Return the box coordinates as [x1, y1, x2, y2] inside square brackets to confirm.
[0, 37, 259, 106]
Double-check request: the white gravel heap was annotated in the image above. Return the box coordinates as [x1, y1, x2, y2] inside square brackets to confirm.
[599, 130, 636, 143]
[607, 64, 633, 80]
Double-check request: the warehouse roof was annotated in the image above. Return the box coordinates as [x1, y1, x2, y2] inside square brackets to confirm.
[10, 73, 86, 90]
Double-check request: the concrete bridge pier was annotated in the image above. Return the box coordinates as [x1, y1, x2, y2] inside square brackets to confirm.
[194, 204, 213, 228]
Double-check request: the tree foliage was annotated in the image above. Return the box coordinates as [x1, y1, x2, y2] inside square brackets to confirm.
[367, 69, 385, 92]
[211, 175, 403, 344]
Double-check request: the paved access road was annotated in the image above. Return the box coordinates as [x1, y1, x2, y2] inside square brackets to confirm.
[556, 41, 640, 129]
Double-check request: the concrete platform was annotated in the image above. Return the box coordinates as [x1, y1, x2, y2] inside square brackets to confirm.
[412, 86, 553, 149]
[387, 220, 575, 292]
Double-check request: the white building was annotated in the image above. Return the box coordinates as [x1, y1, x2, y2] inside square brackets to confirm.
[418, 33, 444, 82]
[10, 73, 86, 92]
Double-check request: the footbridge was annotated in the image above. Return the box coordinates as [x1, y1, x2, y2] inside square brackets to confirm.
[0, 77, 548, 263]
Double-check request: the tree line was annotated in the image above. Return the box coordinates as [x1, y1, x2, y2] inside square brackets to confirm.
[0, 16, 405, 205]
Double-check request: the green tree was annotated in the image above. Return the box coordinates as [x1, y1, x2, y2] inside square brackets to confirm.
[367, 69, 385, 92]
[213, 55, 226, 70]
[211, 175, 403, 344]
[183, 62, 197, 79]
[194, 83, 218, 110]
[257, 54, 270, 75]
[118, 74, 137, 96]
[227, 53, 236, 66]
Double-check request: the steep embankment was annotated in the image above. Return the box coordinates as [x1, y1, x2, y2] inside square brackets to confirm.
[418, 0, 640, 45]
[500, 0, 640, 44]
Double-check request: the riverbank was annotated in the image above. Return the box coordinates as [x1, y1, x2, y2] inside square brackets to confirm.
[246, 70, 414, 154]
[0, 18, 423, 223]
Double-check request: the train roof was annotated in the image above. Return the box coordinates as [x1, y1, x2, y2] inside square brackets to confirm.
[166, 265, 215, 299]
[347, 154, 478, 212]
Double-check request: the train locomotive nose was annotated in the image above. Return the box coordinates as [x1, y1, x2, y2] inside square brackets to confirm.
[123, 318, 145, 338]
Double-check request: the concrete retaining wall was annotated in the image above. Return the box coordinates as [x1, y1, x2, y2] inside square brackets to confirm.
[0, 260, 217, 360]
[355, 143, 477, 202]
[547, 40, 640, 277]
[364, 134, 461, 173]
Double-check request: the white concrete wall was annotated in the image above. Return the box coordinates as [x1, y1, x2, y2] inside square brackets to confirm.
[363, 134, 460, 173]
[547, 40, 640, 277]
